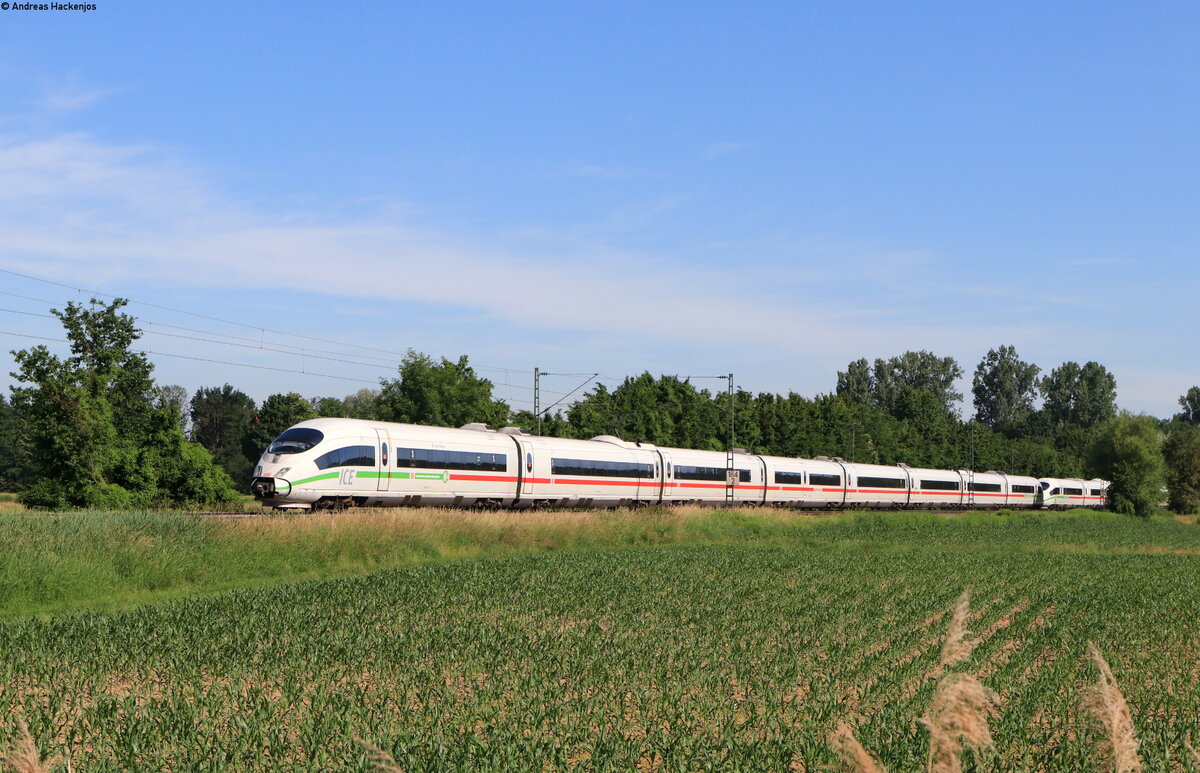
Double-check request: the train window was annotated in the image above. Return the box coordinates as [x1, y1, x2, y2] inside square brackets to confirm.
[550, 458, 655, 478]
[920, 479, 959, 491]
[858, 476, 906, 489]
[1090, 488, 1103, 496]
[675, 465, 751, 482]
[1040, 481, 1050, 490]
[268, 427, 324, 454]
[315, 445, 375, 470]
[969, 482, 1002, 493]
[774, 471, 805, 485]
[1011, 484, 1037, 494]
[395, 448, 507, 472]
[809, 473, 841, 486]
[1063, 487, 1083, 496]
[1050, 487, 1061, 495]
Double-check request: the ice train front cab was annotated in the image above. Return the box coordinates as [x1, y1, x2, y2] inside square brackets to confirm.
[251, 418, 394, 509]
[252, 418, 523, 510]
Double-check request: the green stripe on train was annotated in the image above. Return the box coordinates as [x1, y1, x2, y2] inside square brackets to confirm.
[290, 472, 339, 486]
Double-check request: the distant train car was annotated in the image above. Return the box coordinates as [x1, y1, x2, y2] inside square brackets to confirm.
[251, 417, 1107, 513]
[1038, 477, 1108, 508]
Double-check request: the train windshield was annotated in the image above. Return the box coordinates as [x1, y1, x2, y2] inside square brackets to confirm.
[267, 427, 324, 455]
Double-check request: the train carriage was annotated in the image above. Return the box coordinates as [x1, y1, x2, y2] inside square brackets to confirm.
[516, 433, 659, 509]
[1085, 479, 1110, 508]
[842, 461, 912, 508]
[760, 456, 848, 508]
[1000, 473, 1042, 508]
[907, 466, 966, 508]
[661, 447, 765, 506]
[965, 470, 1008, 508]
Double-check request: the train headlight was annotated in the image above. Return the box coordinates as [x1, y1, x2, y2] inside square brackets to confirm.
[275, 467, 291, 478]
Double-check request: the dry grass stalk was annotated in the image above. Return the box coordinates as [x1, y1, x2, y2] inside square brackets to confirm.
[2, 720, 55, 773]
[938, 589, 974, 667]
[355, 737, 404, 773]
[1081, 644, 1142, 773]
[1185, 739, 1200, 770]
[828, 721, 888, 773]
[920, 673, 997, 773]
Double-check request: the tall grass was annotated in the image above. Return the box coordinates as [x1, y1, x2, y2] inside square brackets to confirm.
[2, 506, 1197, 620]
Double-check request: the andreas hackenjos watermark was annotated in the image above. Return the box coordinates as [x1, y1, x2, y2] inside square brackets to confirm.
[1, 2, 99, 11]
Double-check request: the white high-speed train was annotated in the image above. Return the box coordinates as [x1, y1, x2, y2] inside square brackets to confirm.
[249, 418, 1109, 511]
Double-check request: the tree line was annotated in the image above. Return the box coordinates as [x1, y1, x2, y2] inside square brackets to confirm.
[2, 299, 1198, 516]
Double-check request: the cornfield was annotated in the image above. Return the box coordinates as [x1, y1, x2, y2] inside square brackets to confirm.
[2, 511, 1199, 770]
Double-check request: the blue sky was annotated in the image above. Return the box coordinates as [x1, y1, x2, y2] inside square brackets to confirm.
[0, 1, 1197, 418]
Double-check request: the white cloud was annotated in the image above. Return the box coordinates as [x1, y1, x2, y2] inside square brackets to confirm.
[565, 164, 639, 180]
[37, 81, 129, 113]
[703, 141, 749, 159]
[6, 119, 1174, 410]
[0, 128, 886, 356]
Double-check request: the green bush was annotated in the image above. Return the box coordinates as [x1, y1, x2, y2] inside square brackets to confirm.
[1087, 413, 1166, 517]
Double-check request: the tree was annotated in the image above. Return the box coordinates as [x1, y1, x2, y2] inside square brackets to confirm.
[1043, 361, 1117, 428]
[10, 298, 238, 509]
[156, 384, 190, 435]
[191, 384, 257, 488]
[0, 393, 28, 491]
[835, 358, 873, 406]
[972, 345, 1040, 431]
[311, 396, 347, 417]
[242, 393, 319, 463]
[834, 351, 963, 415]
[376, 350, 509, 428]
[309, 389, 379, 420]
[1177, 386, 1200, 425]
[1163, 425, 1200, 514]
[342, 388, 380, 419]
[1087, 413, 1165, 517]
[873, 351, 964, 415]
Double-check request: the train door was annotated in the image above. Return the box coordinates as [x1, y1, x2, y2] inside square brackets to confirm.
[518, 441, 535, 496]
[658, 450, 673, 504]
[374, 429, 390, 491]
[964, 469, 974, 507]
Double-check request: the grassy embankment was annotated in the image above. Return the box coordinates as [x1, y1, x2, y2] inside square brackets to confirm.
[0, 503, 1194, 620]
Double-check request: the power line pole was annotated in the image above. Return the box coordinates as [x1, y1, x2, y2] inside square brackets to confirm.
[533, 369, 598, 436]
[727, 373, 735, 507]
[683, 373, 735, 505]
[846, 422, 862, 462]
